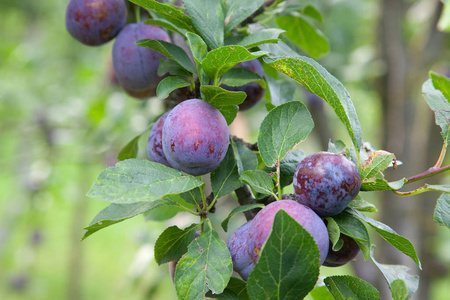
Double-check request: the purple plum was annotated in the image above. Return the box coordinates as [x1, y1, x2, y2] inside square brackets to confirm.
[247, 200, 329, 265]
[148, 111, 172, 167]
[162, 99, 229, 176]
[65, 0, 127, 46]
[112, 23, 171, 98]
[293, 152, 361, 217]
[227, 221, 254, 281]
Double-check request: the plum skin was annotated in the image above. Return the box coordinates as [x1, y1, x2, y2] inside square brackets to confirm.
[162, 99, 229, 176]
[227, 221, 254, 281]
[293, 152, 361, 217]
[247, 199, 329, 265]
[65, 0, 127, 46]
[112, 23, 171, 98]
[221, 59, 265, 110]
[323, 234, 360, 267]
[148, 111, 172, 167]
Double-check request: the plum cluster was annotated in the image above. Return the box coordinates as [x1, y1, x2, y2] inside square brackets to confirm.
[228, 152, 361, 280]
[148, 99, 230, 176]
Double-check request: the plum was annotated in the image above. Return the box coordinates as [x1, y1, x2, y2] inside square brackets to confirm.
[227, 221, 254, 281]
[148, 111, 172, 167]
[112, 23, 171, 98]
[293, 152, 361, 217]
[221, 59, 265, 110]
[65, 0, 127, 46]
[323, 234, 360, 267]
[162, 99, 229, 176]
[247, 200, 329, 265]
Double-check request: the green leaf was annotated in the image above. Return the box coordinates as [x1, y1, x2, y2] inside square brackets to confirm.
[325, 217, 341, 251]
[360, 150, 396, 180]
[263, 44, 362, 152]
[183, 0, 224, 49]
[135, 39, 196, 74]
[324, 275, 380, 300]
[154, 223, 198, 265]
[348, 208, 421, 268]
[265, 75, 298, 107]
[144, 18, 187, 36]
[211, 145, 243, 200]
[179, 187, 203, 208]
[237, 28, 285, 49]
[158, 58, 192, 77]
[220, 68, 266, 88]
[175, 222, 232, 299]
[332, 213, 370, 260]
[431, 72, 450, 101]
[247, 210, 320, 300]
[266, 149, 305, 188]
[129, 0, 195, 33]
[257, 101, 314, 167]
[231, 139, 258, 175]
[202, 46, 266, 84]
[201, 85, 246, 124]
[391, 279, 409, 300]
[370, 245, 419, 298]
[423, 78, 450, 145]
[348, 199, 378, 213]
[360, 172, 406, 191]
[239, 170, 276, 197]
[156, 76, 191, 99]
[276, 15, 329, 59]
[426, 184, 450, 193]
[223, 0, 265, 33]
[225, 277, 249, 300]
[87, 159, 204, 204]
[434, 193, 450, 228]
[328, 140, 346, 154]
[310, 286, 334, 300]
[186, 32, 209, 85]
[302, 5, 323, 22]
[205, 289, 239, 299]
[438, 1, 450, 32]
[221, 204, 264, 232]
[81, 199, 174, 240]
[117, 134, 142, 161]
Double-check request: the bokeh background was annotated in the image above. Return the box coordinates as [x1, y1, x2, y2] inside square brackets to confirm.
[0, 0, 449, 299]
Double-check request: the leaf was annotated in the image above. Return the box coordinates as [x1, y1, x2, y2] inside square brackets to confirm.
[202, 46, 266, 84]
[265, 75, 298, 107]
[310, 286, 334, 300]
[332, 213, 371, 260]
[239, 170, 276, 197]
[158, 58, 192, 77]
[211, 145, 243, 200]
[348, 208, 421, 268]
[130, 0, 195, 32]
[205, 289, 239, 299]
[154, 223, 198, 265]
[324, 275, 380, 300]
[360, 150, 396, 180]
[370, 245, 419, 298]
[231, 139, 258, 175]
[221, 204, 264, 232]
[263, 44, 362, 152]
[237, 28, 285, 49]
[223, 0, 265, 33]
[179, 187, 203, 207]
[175, 222, 232, 299]
[186, 32, 209, 85]
[348, 199, 378, 213]
[431, 71, 450, 101]
[220, 68, 266, 88]
[438, 1, 450, 32]
[327, 140, 346, 154]
[144, 18, 187, 36]
[266, 149, 305, 188]
[257, 101, 314, 167]
[135, 39, 196, 74]
[276, 15, 329, 59]
[423, 78, 450, 145]
[302, 5, 323, 22]
[434, 193, 450, 228]
[183, 0, 224, 49]
[391, 279, 409, 300]
[426, 184, 450, 193]
[247, 210, 320, 300]
[361, 172, 406, 192]
[87, 159, 204, 204]
[225, 277, 249, 300]
[117, 135, 141, 161]
[201, 85, 246, 124]
[325, 217, 341, 251]
[81, 199, 174, 240]
[156, 76, 191, 99]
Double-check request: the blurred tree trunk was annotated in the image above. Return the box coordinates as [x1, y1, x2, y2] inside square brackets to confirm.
[352, 0, 447, 299]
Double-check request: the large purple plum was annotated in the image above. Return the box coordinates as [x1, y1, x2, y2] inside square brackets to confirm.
[162, 99, 229, 176]
[112, 23, 171, 98]
[227, 221, 254, 281]
[222, 59, 265, 110]
[247, 200, 329, 265]
[65, 0, 127, 46]
[293, 152, 361, 217]
[323, 234, 360, 267]
[148, 111, 171, 167]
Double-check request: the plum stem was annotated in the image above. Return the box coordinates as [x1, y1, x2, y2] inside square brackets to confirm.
[134, 5, 141, 23]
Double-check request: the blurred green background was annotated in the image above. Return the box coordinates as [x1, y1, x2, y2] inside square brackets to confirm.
[0, 0, 449, 299]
